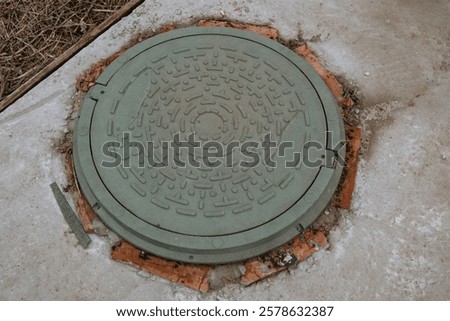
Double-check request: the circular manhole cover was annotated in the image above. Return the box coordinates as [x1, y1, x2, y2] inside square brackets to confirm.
[73, 27, 345, 264]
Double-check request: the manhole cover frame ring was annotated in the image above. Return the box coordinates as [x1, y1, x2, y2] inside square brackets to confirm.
[73, 26, 345, 264]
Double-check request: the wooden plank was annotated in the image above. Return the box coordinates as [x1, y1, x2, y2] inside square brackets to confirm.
[0, 0, 144, 113]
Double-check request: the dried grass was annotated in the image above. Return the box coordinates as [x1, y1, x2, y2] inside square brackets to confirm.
[0, 0, 130, 101]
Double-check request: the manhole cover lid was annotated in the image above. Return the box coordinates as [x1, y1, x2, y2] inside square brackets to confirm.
[73, 27, 345, 264]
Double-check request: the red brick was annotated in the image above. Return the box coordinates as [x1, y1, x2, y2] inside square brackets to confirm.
[197, 20, 279, 39]
[241, 230, 328, 286]
[240, 260, 286, 286]
[294, 44, 353, 107]
[338, 126, 362, 209]
[111, 241, 212, 292]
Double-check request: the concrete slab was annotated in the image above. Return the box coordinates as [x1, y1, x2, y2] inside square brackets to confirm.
[0, 0, 449, 300]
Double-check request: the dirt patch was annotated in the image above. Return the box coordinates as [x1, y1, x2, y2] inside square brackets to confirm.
[58, 19, 362, 291]
[56, 98, 96, 233]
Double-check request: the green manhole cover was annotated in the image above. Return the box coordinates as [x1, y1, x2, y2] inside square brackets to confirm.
[73, 27, 345, 264]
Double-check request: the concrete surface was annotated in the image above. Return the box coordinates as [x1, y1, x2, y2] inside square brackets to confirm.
[1, 0, 449, 300]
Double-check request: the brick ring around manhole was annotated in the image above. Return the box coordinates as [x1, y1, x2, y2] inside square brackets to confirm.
[73, 27, 345, 264]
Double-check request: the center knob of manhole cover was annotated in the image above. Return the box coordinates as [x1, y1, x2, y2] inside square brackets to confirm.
[73, 27, 345, 264]
[195, 112, 223, 141]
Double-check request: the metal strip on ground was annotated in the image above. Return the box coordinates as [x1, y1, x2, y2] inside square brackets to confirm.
[50, 182, 91, 248]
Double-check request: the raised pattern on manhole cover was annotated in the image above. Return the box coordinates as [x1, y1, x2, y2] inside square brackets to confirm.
[73, 27, 345, 264]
